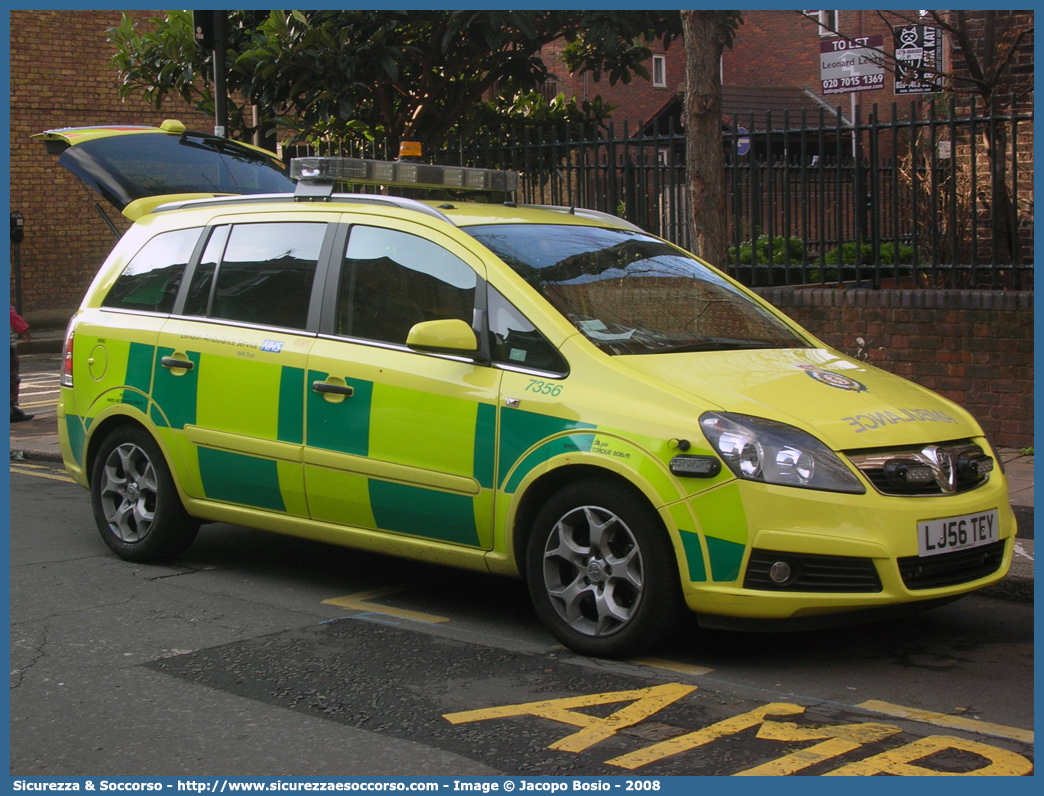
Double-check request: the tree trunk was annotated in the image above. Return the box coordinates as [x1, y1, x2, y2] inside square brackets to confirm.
[681, 11, 729, 268]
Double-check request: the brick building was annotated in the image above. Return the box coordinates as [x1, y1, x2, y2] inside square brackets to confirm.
[546, 10, 1032, 128]
[535, 36, 686, 134]
[9, 9, 209, 324]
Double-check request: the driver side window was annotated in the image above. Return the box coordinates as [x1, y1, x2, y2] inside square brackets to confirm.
[488, 286, 567, 375]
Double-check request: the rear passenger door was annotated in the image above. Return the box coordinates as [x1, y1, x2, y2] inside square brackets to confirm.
[304, 219, 501, 549]
[153, 215, 336, 516]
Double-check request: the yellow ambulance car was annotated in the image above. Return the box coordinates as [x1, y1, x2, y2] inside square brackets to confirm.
[40, 121, 1014, 658]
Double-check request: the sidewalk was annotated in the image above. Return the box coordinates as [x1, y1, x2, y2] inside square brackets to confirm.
[986, 448, 1034, 603]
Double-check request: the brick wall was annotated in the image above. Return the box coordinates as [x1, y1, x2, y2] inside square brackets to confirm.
[755, 287, 1034, 449]
[725, 10, 952, 121]
[10, 9, 211, 322]
[544, 38, 687, 129]
[946, 10, 1034, 107]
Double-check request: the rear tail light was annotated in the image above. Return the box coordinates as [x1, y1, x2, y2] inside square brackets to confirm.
[60, 319, 75, 388]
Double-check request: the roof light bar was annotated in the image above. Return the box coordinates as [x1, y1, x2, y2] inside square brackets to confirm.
[290, 156, 519, 193]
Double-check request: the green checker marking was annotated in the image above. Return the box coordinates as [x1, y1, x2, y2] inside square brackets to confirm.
[198, 447, 286, 512]
[64, 415, 86, 466]
[150, 347, 199, 429]
[498, 407, 595, 491]
[473, 402, 497, 490]
[278, 366, 305, 444]
[124, 342, 156, 395]
[369, 480, 480, 547]
[306, 370, 372, 456]
[678, 530, 708, 582]
[705, 535, 746, 582]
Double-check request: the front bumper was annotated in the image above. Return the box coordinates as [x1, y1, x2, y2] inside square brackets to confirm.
[680, 470, 1016, 620]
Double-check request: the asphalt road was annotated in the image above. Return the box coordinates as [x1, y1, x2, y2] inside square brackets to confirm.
[9, 464, 1035, 777]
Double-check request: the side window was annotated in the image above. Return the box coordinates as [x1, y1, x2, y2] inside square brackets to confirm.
[101, 228, 201, 313]
[488, 286, 568, 374]
[201, 222, 326, 330]
[183, 225, 229, 317]
[337, 225, 477, 346]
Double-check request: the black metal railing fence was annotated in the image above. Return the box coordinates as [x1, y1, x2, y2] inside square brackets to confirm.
[284, 95, 1032, 290]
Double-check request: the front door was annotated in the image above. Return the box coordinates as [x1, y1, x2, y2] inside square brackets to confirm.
[304, 221, 500, 549]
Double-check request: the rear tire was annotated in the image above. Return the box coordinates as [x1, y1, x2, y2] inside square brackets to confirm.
[526, 479, 684, 658]
[90, 426, 199, 562]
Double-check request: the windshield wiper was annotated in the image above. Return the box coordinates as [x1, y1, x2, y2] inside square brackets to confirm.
[653, 338, 799, 354]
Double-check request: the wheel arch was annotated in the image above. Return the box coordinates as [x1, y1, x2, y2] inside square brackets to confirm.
[510, 463, 677, 581]
[84, 413, 159, 488]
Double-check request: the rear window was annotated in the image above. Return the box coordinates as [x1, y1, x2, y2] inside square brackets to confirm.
[102, 228, 201, 313]
[57, 133, 293, 211]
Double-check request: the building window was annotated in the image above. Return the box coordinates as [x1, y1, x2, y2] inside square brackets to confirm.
[539, 79, 560, 104]
[818, 10, 838, 36]
[652, 54, 667, 87]
[805, 10, 838, 36]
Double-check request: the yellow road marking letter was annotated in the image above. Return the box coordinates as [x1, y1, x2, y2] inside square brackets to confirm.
[824, 735, 1034, 776]
[735, 721, 902, 776]
[605, 702, 806, 769]
[444, 683, 696, 753]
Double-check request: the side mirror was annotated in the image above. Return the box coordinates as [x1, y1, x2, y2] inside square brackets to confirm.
[406, 319, 478, 354]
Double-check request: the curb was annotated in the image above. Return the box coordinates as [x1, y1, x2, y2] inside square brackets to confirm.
[12, 444, 1032, 605]
[17, 337, 65, 356]
[11, 446, 64, 463]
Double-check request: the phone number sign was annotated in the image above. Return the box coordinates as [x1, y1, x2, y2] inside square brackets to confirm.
[820, 35, 885, 95]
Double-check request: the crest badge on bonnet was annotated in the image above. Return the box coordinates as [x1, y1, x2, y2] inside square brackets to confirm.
[796, 363, 868, 392]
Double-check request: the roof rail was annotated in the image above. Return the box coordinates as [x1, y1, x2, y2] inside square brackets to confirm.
[521, 204, 646, 233]
[150, 192, 456, 226]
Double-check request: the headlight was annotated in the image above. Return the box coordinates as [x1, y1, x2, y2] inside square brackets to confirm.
[700, 412, 865, 494]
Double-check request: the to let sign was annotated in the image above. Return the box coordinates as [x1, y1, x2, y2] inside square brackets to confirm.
[894, 25, 944, 94]
[820, 35, 885, 95]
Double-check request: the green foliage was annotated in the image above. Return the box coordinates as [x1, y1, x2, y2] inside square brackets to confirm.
[1020, 447, 1034, 456]
[728, 235, 807, 265]
[108, 10, 681, 150]
[108, 11, 266, 140]
[822, 241, 917, 265]
[559, 11, 682, 84]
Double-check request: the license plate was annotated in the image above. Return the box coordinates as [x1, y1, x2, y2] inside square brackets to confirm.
[917, 509, 999, 557]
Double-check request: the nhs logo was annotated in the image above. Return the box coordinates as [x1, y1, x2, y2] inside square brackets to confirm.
[261, 340, 285, 353]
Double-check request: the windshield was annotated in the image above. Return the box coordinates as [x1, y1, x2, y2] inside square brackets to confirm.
[466, 224, 809, 355]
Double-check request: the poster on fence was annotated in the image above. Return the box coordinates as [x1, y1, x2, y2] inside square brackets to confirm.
[894, 25, 945, 94]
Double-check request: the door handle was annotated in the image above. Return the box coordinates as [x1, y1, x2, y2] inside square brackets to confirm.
[312, 381, 354, 397]
[160, 356, 194, 371]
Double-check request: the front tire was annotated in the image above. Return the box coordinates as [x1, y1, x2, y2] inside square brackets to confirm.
[526, 479, 684, 658]
[90, 426, 199, 562]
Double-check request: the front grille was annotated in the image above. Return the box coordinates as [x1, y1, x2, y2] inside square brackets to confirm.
[744, 549, 883, 592]
[847, 441, 991, 497]
[897, 540, 1005, 590]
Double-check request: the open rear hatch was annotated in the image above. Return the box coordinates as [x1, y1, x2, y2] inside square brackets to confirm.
[36, 119, 294, 221]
